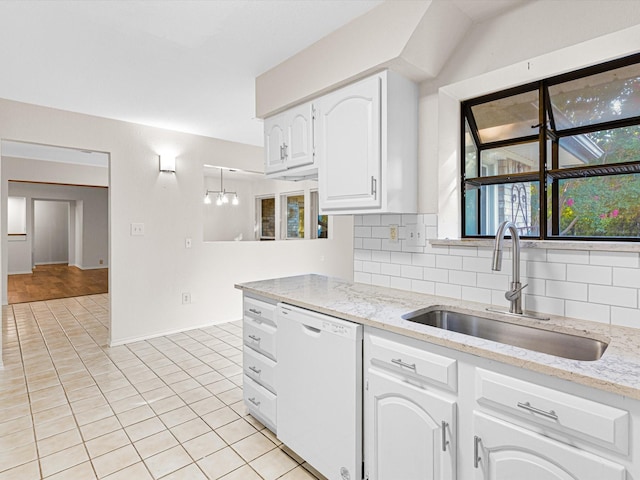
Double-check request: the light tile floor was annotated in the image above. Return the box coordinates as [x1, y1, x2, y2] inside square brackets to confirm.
[0, 295, 322, 479]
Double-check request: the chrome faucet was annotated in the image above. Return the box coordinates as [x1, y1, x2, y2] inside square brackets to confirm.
[492, 221, 527, 314]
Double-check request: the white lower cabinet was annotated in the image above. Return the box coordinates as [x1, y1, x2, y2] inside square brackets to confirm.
[365, 368, 456, 480]
[364, 328, 457, 480]
[473, 412, 626, 480]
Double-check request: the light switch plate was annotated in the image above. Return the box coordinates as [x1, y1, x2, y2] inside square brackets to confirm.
[406, 222, 426, 247]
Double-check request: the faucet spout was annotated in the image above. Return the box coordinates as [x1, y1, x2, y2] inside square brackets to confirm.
[492, 221, 525, 314]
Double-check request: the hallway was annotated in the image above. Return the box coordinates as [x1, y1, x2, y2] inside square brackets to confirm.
[7, 264, 108, 304]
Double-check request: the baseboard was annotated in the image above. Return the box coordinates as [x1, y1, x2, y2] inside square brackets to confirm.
[8, 270, 33, 275]
[34, 261, 68, 266]
[109, 318, 240, 347]
[76, 264, 109, 270]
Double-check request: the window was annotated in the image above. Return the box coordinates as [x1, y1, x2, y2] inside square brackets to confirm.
[462, 54, 640, 240]
[282, 193, 305, 239]
[257, 196, 275, 240]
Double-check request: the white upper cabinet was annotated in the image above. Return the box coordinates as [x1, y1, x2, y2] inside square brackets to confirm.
[264, 103, 315, 178]
[316, 70, 418, 214]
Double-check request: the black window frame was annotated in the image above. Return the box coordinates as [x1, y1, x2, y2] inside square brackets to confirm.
[461, 52, 640, 241]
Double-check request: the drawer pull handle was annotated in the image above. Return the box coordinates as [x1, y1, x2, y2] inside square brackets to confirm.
[248, 366, 262, 375]
[517, 401, 558, 420]
[474, 436, 481, 468]
[249, 308, 262, 316]
[391, 358, 416, 370]
[248, 334, 261, 342]
[248, 397, 261, 407]
[441, 421, 449, 452]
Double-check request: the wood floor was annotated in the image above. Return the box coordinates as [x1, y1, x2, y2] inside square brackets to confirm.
[7, 264, 108, 304]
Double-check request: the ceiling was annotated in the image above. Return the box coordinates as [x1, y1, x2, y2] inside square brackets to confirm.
[0, 0, 526, 150]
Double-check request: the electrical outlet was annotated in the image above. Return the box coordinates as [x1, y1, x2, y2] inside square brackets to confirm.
[99, 259, 104, 265]
[130, 223, 145, 236]
[389, 225, 399, 243]
[185, 238, 192, 249]
[182, 292, 191, 304]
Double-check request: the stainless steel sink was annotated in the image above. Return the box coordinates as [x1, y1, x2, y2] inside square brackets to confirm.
[401, 308, 608, 361]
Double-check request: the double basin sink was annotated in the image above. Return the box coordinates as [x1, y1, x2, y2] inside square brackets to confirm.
[401, 307, 608, 361]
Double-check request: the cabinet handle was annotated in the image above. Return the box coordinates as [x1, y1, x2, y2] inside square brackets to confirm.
[391, 358, 416, 370]
[249, 308, 262, 316]
[248, 397, 261, 407]
[371, 176, 377, 198]
[248, 366, 261, 375]
[517, 401, 558, 421]
[248, 334, 261, 342]
[441, 421, 449, 452]
[474, 435, 481, 469]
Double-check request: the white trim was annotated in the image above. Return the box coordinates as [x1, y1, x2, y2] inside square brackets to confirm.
[8, 270, 32, 275]
[34, 261, 67, 266]
[437, 24, 640, 239]
[77, 264, 109, 270]
[108, 319, 241, 347]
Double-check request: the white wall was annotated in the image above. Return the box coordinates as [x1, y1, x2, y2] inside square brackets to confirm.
[33, 200, 69, 265]
[0, 98, 354, 347]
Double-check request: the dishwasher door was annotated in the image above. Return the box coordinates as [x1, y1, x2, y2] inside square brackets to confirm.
[277, 303, 363, 480]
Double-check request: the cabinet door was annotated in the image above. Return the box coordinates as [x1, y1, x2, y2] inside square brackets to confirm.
[317, 74, 381, 211]
[264, 113, 287, 173]
[365, 368, 456, 480]
[286, 103, 314, 170]
[473, 413, 626, 480]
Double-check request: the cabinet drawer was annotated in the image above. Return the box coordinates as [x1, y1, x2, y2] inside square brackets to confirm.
[243, 346, 277, 394]
[366, 330, 457, 392]
[244, 318, 277, 361]
[244, 296, 276, 327]
[476, 368, 629, 454]
[244, 375, 277, 432]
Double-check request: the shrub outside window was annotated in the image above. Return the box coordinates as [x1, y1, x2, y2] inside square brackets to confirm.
[462, 53, 640, 240]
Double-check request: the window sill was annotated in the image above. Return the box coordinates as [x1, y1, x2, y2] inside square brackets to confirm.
[430, 238, 640, 252]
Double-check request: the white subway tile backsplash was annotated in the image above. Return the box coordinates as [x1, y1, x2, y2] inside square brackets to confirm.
[461, 286, 492, 304]
[353, 215, 640, 329]
[545, 280, 588, 302]
[390, 252, 413, 265]
[354, 272, 371, 284]
[389, 276, 412, 291]
[527, 261, 566, 280]
[381, 263, 402, 277]
[354, 249, 371, 261]
[566, 264, 612, 285]
[411, 253, 436, 268]
[401, 265, 423, 280]
[565, 300, 610, 324]
[589, 284, 637, 308]
[476, 272, 509, 291]
[613, 267, 640, 288]
[355, 226, 372, 238]
[363, 261, 382, 274]
[590, 251, 640, 268]
[611, 306, 640, 328]
[436, 255, 463, 271]
[362, 214, 382, 226]
[371, 274, 391, 287]
[371, 250, 391, 263]
[436, 283, 462, 299]
[411, 280, 435, 295]
[525, 295, 565, 316]
[546, 249, 589, 264]
[449, 270, 477, 287]
[362, 238, 382, 250]
[424, 267, 449, 283]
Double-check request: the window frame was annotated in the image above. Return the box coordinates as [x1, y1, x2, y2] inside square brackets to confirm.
[461, 53, 640, 241]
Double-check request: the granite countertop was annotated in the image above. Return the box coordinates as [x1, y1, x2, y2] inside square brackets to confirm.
[236, 274, 640, 401]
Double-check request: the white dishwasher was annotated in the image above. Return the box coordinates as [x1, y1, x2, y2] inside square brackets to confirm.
[277, 303, 363, 480]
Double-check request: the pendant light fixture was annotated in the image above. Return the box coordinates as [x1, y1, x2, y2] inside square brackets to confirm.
[204, 167, 239, 206]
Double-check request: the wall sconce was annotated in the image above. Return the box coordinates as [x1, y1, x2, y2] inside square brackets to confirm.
[159, 155, 176, 173]
[204, 167, 239, 206]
